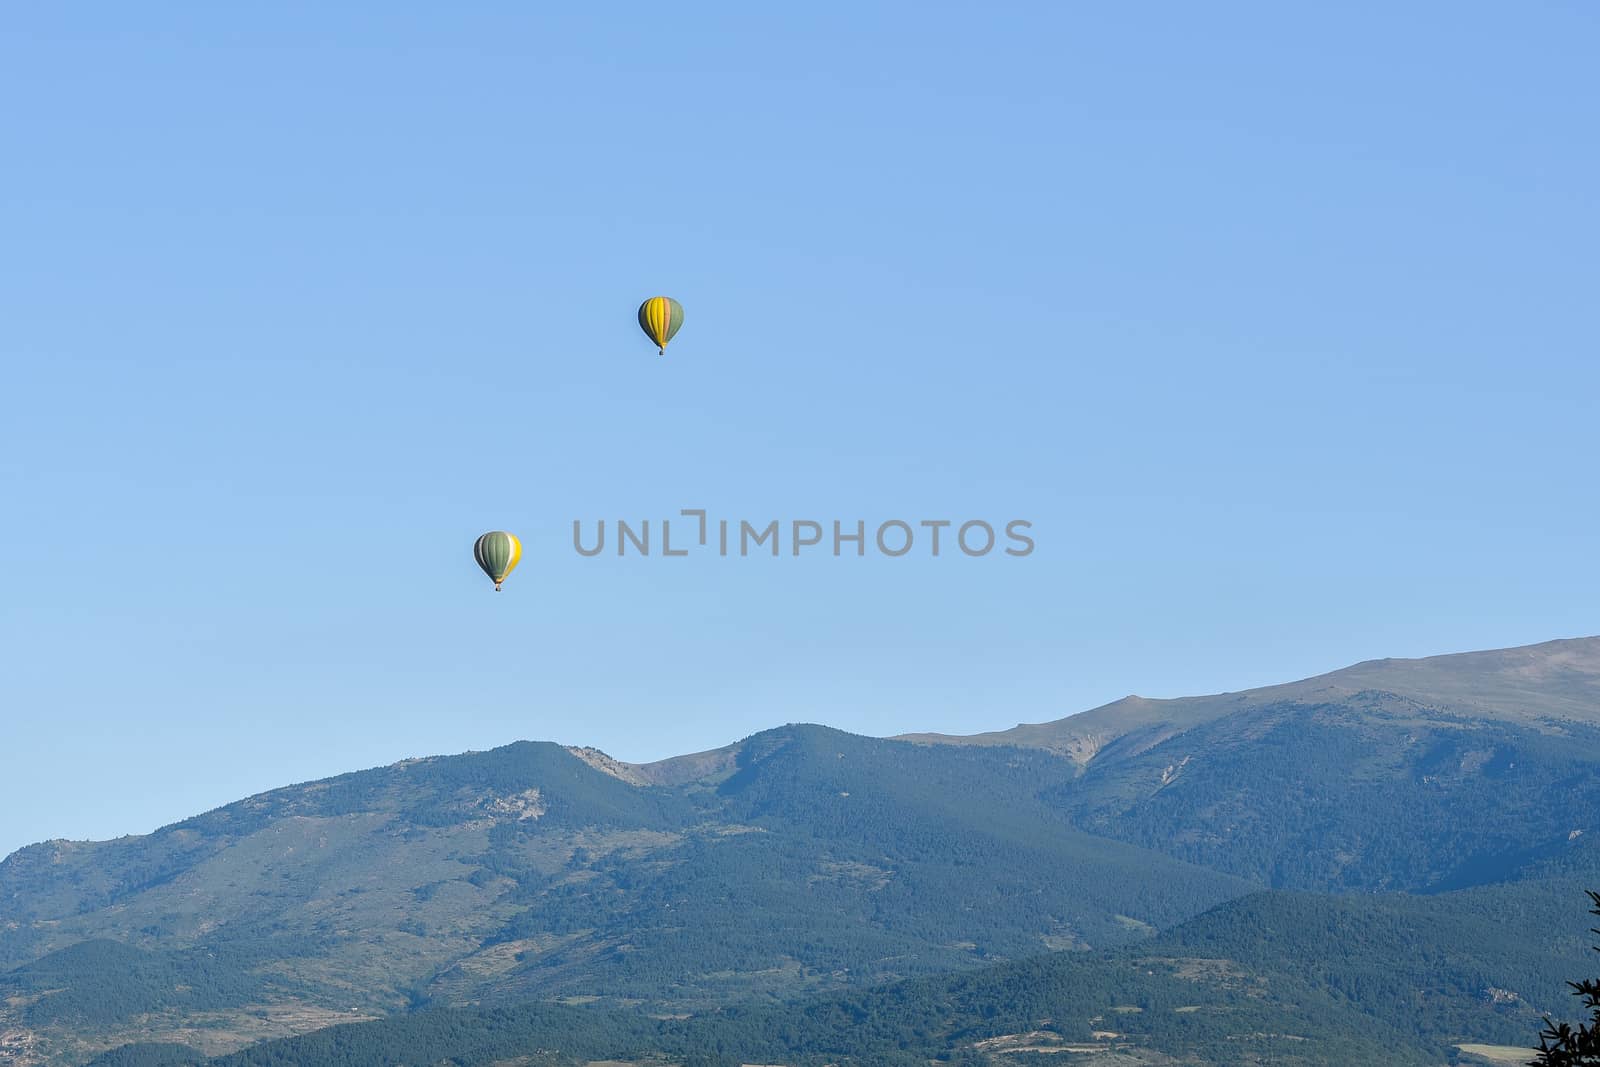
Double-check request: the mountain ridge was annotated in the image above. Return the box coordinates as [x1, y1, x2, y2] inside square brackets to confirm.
[8, 635, 1600, 1065]
[897, 634, 1600, 765]
[12, 634, 1599, 870]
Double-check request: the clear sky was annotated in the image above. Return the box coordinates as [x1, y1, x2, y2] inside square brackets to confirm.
[2, 3, 1596, 860]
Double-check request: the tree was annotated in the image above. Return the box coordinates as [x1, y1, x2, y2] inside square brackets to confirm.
[1534, 891, 1600, 1065]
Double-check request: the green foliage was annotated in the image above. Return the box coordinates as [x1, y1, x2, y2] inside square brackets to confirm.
[8, 705, 1600, 1065]
[393, 742, 695, 830]
[84, 1044, 206, 1067]
[1053, 703, 1600, 892]
[471, 727, 1250, 1004]
[181, 879, 1600, 1066]
[194, 920, 1434, 1066]
[1534, 890, 1600, 1065]
[1, 939, 264, 1026]
[208, 1003, 660, 1067]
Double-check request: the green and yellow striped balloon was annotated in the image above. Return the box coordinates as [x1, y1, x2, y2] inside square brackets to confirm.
[473, 531, 522, 591]
[637, 296, 684, 355]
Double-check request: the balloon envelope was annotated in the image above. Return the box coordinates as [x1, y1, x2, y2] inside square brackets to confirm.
[637, 296, 684, 354]
[474, 531, 522, 591]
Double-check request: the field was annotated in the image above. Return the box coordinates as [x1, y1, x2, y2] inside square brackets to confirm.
[1456, 1044, 1536, 1064]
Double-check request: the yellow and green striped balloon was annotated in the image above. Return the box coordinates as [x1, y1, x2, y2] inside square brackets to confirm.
[637, 296, 684, 355]
[473, 531, 522, 591]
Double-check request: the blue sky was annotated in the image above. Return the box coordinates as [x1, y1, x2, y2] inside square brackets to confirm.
[2, 3, 1596, 859]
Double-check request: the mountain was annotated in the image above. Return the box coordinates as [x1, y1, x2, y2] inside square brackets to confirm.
[5, 636, 1600, 1065]
[81, 848, 1600, 1066]
[0, 730, 1250, 1065]
[902, 635, 1600, 759]
[910, 636, 1600, 891]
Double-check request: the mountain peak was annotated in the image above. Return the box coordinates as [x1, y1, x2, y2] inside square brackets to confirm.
[898, 635, 1600, 763]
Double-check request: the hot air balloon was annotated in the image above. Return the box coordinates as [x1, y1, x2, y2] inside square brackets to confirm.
[474, 531, 522, 591]
[637, 296, 684, 355]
